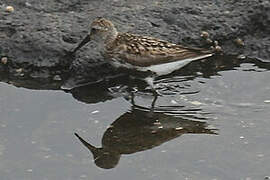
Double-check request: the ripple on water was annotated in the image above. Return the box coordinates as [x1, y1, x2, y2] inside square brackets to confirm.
[0, 56, 270, 179]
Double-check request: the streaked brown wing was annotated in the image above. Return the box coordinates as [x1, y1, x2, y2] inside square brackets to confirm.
[107, 33, 213, 67]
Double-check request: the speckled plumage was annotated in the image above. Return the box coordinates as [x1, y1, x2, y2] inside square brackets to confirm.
[73, 17, 214, 90]
[105, 32, 213, 67]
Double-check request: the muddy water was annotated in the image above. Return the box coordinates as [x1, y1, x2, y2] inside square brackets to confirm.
[0, 56, 270, 180]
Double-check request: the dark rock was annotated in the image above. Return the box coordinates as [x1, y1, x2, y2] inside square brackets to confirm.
[0, 0, 269, 88]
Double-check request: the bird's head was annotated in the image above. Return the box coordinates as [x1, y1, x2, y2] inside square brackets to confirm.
[72, 17, 118, 53]
[89, 17, 118, 43]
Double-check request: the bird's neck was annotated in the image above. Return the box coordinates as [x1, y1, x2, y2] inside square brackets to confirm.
[104, 29, 118, 50]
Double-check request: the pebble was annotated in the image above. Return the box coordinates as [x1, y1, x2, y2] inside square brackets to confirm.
[1, 57, 8, 64]
[80, 174, 87, 178]
[91, 110, 99, 114]
[5, 6, 14, 13]
[237, 54, 246, 59]
[264, 100, 270, 103]
[235, 38, 245, 46]
[15, 68, 23, 73]
[215, 45, 222, 52]
[190, 101, 202, 106]
[200, 31, 209, 39]
[257, 154, 264, 158]
[26, 169, 33, 172]
[44, 155, 51, 159]
[53, 75, 61, 81]
[206, 38, 213, 44]
[25, 2, 32, 7]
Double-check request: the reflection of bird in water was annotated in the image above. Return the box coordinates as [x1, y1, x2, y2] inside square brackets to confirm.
[75, 106, 217, 169]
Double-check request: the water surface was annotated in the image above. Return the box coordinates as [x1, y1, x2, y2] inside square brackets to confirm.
[0, 56, 270, 180]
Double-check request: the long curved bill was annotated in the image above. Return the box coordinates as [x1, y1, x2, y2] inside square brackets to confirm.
[72, 34, 91, 54]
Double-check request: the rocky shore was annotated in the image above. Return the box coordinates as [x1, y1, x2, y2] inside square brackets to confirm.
[0, 0, 269, 88]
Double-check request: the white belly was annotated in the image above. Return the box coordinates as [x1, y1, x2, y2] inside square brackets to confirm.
[142, 54, 213, 76]
[110, 54, 213, 76]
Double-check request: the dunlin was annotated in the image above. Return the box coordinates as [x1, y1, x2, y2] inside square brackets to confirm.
[72, 17, 214, 92]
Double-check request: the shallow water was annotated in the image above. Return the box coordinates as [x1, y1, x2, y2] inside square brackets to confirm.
[0, 56, 270, 180]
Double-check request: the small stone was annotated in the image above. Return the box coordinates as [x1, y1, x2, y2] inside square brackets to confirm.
[91, 110, 99, 114]
[44, 155, 51, 159]
[15, 68, 23, 73]
[171, 100, 178, 104]
[25, 2, 32, 7]
[257, 154, 264, 158]
[190, 101, 202, 106]
[1, 57, 8, 64]
[215, 45, 222, 52]
[80, 174, 87, 178]
[237, 54, 246, 59]
[239, 136, 244, 139]
[5, 6, 14, 13]
[26, 169, 33, 172]
[53, 75, 61, 81]
[235, 38, 244, 46]
[200, 31, 209, 39]
[206, 38, 213, 44]
[264, 100, 270, 103]
[175, 127, 183, 130]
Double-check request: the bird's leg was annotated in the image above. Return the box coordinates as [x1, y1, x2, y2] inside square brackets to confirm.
[145, 76, 155, 91]
[131, 90, 135, 110]
[145, 93, 158, 118]
[150, 94, 158, 113]
[145, 76, 162, 96]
